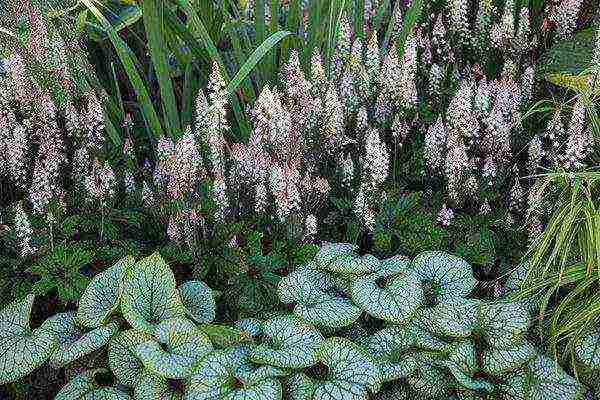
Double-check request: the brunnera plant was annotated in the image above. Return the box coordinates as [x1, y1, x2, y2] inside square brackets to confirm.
[2, 246, 599, 399]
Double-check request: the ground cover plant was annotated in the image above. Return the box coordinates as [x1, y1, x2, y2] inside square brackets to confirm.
[0, 0, 599, 398]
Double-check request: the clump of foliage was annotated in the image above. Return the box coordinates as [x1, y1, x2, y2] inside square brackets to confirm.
[2, 246, 598, 399]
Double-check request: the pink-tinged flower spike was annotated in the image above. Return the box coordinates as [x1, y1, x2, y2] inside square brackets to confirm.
[304, 214, 318, 239]
[508, 166, 524, 212]
[448, 0, 469, 38]
[447, 80, 477, 140]
[520, 65, 535, 106]
[310, 50, 327, 97]
[207, 61, 229, 133]
[437, 203, 454, 227]
[14, 202, 34, 257]
[356, 106, 369, 134]
[63, 100, 81, 139]
[124, 170, 136, 196]
[424, 116, 447, 173]
[363, 127, 389, 190]
[473, 79, 491, 117]
[269, 163, 301, 222]
[400, 33, 418, 107]
[84, 159, 116, 203]
[8, 123, 29, 190]
[390, 1, 403, 39]
[6, 53, 30, 109]
[169, 127, 205, 200]
[429, 64, 443, 98]
[550, 0, 583, 39]
[339, 153, 354, 187]
[391, 115, 409, 147]
[528, 135, 544, 174]
[545, 109, 566, 167]
[563, 99, 592, 170]
[84, 90, 106, 150]
[444, 135, 469, 205]
[365, 32, 380, 84]
[29, 96, 65, 214]
[337, 13, 353, 61]
[514, 7, 531, 54]
[354, 187, 376, 231]
[141, 182, 154, 207]
[322, 86, 345, 150]
[479, 201, 492, 215]
[212, 173, 228, 222]
[194, 86, 211, 136]
[500, 0, 515, 42]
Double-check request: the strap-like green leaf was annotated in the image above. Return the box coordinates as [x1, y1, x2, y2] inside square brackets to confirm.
[121, 253, 187, 335]
[77, 257, 134, 329]
[0, 294, 58, 385]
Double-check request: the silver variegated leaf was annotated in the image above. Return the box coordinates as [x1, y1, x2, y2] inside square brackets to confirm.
[294, 297, 361, 328]
[415, 298, 480, 338]
[278, 267, 334, 305]
[441, 341, 493, 392]
[410, 251, 477, 304]
[121, 253, 187, 335]
[234, 318, 264, 338]
[313, 243, 359, 270]
[407, 365, 452, 399]
[320, 251, 381, 275]
[41, 312, 118, 368]
[76, 256, 134, 329]
[185, 347, 283, 400]
[108, 329, 154, 387]
[500, 355, 583, 400]
[362, 327, 419, 382]
[178, 281, 216, 324]
[481, 342, 537, 376]
[250, 315, 323, 369]
[133, 372, 183, 400]
[477, 302, 530, 349]
[575, 329, 600, 370]
[317, 337, 382, 394]
[136, 318, 212, 379]
[0, 294, 58, 385]
[286, 372, 313, 400]
[351, 269, 423, 324]
[55, 369, 131, 400]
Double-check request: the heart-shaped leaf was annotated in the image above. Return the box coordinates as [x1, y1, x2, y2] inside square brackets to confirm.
[294, 297, 362, 328]
[410, 251, 477, 304]
[0, 294, 58, 385]
[133, 372, 184, 400]
[135, 318, 212, 379]
[415, 298, 480, 338]
[185, 346, 283, 400]
[250, 315, 324, 369]
[313, 243, 359, 270]
[55, 369, 131, 400]
[121, 253, 186, 335]
[77, 256, 134, 329]
[316, 337, 382, 395]
[108, 329, 154, 387]
[477, 302, 530, 349]
[278, 267, 335, 305]
[41, 312, 118, 368]
[500, 355, 583, 400]
[481, 342, 537, 376]
[351, 268, 423, 325]
[179, 280, 216, 324]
